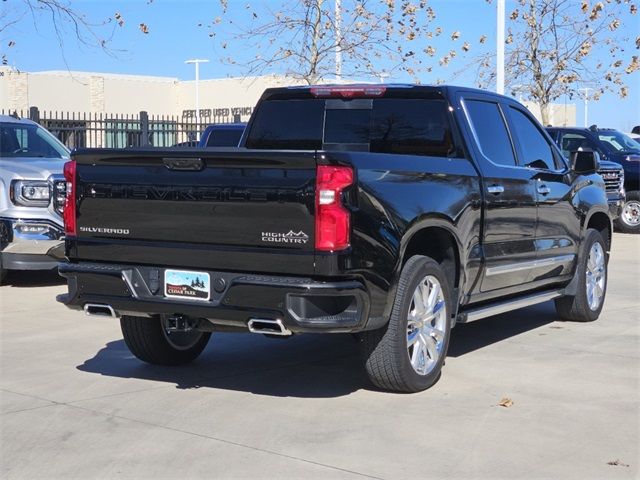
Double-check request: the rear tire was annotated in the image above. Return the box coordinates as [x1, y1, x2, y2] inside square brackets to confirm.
[555, 229, 608, 322]
[120, 315, 211, 366]
[615, 191, 640, 234]
[361, 255, 452, 393]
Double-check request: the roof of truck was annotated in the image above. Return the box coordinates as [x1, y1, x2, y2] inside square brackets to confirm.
[0, 115, 38, 125]
[260, 83, 514, 101]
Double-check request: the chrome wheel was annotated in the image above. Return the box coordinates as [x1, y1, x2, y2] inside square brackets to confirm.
[406, 275, 448, 376]
[161, 319, 204, 351]
[586, 242, 606, 311]
[621, 200, 640, 227]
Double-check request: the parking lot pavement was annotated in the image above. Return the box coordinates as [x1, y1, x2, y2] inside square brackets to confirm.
[1, 233, 638, 480]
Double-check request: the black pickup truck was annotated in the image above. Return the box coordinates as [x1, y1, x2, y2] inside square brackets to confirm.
[58, 84, 611, 392]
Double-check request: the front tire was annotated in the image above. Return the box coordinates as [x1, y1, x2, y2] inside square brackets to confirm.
[555, 229, 608, 322]
[361, 255, 452, 393]
[615, 191, 640, 234]
[120, 315, 211, 366]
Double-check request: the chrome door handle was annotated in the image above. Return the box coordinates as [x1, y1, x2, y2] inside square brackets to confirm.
[537, 185, 551, 195]
[487, 185, 504, 195]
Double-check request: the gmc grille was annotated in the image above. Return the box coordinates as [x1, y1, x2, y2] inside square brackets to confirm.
[598, 168, 623, 193]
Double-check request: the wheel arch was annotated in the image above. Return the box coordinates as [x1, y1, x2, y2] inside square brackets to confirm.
[379, 217, 464, 324]
[401, 223, 462, 291]
[585, 209, 612, 252]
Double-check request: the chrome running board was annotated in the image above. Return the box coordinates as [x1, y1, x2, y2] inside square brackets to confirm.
[457, 290, 563, 324]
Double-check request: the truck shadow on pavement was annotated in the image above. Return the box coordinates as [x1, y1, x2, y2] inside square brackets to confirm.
[77, 302, 558, 397]
[78, 333, 369, 398]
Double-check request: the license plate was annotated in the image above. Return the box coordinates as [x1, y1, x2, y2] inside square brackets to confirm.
[164, 269, 210, 301]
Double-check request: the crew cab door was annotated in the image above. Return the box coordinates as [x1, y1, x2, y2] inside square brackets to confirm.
[505, 106, 579, 281]
[460, 96, 538, 293]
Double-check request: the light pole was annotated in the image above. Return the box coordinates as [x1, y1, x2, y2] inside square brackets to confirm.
[377, 71, 390, 84]
[578, 87, 592, 127]
[335, 0, 342, 82]
[510, 84, 525, 103]
[185, 58, 209, 130]
[496, 0, 505, 94]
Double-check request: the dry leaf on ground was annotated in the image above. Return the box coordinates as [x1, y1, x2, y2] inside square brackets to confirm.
[607, 459, 629, 467]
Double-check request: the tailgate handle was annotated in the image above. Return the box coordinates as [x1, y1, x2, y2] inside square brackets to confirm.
[163, 157, 204, 171]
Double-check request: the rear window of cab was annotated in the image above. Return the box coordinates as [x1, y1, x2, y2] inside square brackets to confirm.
[246, 98, 458, 157]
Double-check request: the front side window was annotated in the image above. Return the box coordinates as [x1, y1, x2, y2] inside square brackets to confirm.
[508, 108, 557, 170]
[465, 100, 517, 166]
[0, 123, 69, 159]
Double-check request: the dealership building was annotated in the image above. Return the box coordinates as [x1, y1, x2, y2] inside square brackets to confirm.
[0, 66, 299, 121]
[0, 66, 575, 147]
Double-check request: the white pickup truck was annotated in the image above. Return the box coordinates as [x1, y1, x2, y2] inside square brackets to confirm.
[0, 114, 69, 282]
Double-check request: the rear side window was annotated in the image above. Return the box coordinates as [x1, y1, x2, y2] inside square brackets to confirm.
[246, 97, 457, 157]
[246, 99, 324, 149]
[508, 108, 557, 169]
[465, 100, 516, 166]
[370, 99, 454, 156]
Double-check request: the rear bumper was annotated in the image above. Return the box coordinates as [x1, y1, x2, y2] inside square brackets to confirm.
[57, 262, 371, 333]
[1, 252, 60, 270]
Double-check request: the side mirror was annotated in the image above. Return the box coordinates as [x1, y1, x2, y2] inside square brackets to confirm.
[570, 150, 600, 174]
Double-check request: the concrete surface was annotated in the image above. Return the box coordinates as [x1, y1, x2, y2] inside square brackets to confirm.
[1, 233, 638, 479]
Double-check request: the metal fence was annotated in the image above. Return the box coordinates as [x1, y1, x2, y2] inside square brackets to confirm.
[1, 107, 242, 149]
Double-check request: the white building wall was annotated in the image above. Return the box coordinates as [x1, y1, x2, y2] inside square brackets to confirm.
[102, 76, 178, 115]
[28, 72, 90, 113]
[522, 101, 577, 127]
[0, 69, 9, 109]
[1, 68, 292, 122]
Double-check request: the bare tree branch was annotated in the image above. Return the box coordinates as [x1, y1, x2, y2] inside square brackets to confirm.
[1, 0, 128, 67]
[210, 0, 474, 84]
[471, 0, 639, 124]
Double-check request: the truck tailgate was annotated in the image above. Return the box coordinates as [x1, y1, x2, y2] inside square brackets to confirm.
[70, 149, 317, 275]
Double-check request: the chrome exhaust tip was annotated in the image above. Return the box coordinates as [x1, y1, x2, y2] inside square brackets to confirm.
[83, 303, 119, 318]
[247, 318, 292, 336]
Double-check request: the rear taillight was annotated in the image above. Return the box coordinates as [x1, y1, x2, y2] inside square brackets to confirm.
[315, 165, 353, 251]
[63, 160, 77, 236]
